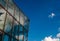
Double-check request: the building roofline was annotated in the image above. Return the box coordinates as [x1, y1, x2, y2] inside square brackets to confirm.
[13, 0, 30, 22]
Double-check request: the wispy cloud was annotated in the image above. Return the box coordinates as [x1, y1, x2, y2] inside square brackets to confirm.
[58, 27, 60, 32]
[48, 13, 55, 18]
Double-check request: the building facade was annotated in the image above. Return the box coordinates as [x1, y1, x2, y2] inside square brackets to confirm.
[0, 0, 30, 41]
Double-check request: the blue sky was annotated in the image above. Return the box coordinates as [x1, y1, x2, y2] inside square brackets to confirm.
[14, 0, 60, 41]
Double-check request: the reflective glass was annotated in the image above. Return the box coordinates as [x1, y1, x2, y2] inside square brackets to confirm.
[8, 5, 14, 16]
[4, 13, 13, 32]
[0, 7, 6, 30]
[20, 12, 25, 26]
[14, 7, 19, 23]
[0, 0, 6, 8]
[0, 0, 30, 41]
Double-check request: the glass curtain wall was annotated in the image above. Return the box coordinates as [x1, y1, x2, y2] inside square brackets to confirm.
[0, 0, 30, 41]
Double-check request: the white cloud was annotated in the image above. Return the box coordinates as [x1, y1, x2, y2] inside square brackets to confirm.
[57, 33, 60, 38]
[42, 36, 59, 41]
[41, 33, 60, 41]
[48, 13, 55, 18]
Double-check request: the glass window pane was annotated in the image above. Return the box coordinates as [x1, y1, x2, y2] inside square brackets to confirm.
[4, 13, 13, 32]
[15, 7, 19, 22]
[0, 0, 6, 8]
[20, 12, 25, 26]
[4, 35, 9, 41]
[0, 7, 6, 30]
[8, 6, 14, 16]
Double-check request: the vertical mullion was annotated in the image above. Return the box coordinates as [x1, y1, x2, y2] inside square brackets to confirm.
[2, 0, 8, 41]
[18, 9, 20, 41]
[26, 32, 28, 41]
[12, 4, 15, 41]
[8, 0, 15, 41]
[3, 0, 8, 33]
[7, 0, 11, 41]
[22, 26, 24, 41]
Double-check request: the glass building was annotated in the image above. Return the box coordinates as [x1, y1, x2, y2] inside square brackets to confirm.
[0, 0, 30, 41]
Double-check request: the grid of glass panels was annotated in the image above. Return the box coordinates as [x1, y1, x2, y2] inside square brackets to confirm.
[0, 0, 30, 41]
